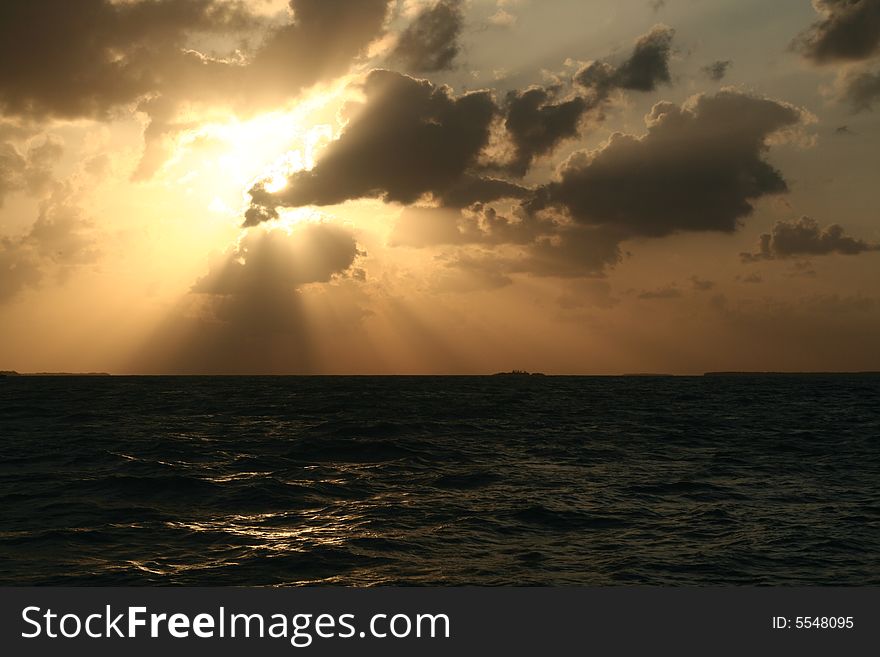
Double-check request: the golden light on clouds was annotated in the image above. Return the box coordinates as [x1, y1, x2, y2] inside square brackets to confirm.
[0, 0, 879, 375]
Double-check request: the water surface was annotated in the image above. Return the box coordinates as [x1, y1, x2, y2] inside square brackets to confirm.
[1, 375, 878, 585]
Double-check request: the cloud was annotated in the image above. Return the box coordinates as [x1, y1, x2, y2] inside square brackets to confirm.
[557, 279, 619, 310]
[638, 284, 681, 299]
[839, 68, 880, 110]
[244, 0, 392, 99]
[136, 222, 365, 374]
[702, 60, 732, 81]
[0, 238, 41, 303]
[434, 174, 530, 208]
[690, 276, 715, 291]
[194, 222, 361, 294]
[280, 85, 809, 281]
[0, 0, 393, 177]
[390, 0, 464, 73]
[792, 2, 880, 112]
[530, 90, 807, 237]
[244, 24, 685, 223]
[488, 26, 679, 178]
[0, 0, 393, 119]
[431, 252, 514, 292]
[137, 0, 393, 178]
[0, 135, 63, 205]
[575, 25, 675, 96]
[389, 204, 552, 247]
[419, 219, 623, 283]
[793, 0, 880, 64]
[0, 197, 99, 303]
[391, 203, 622, 279]
[488, 8, 517, 28]
[0, 0, 255, 120]
[498, 86, 589, 176]
[512, 224, 624, 278]
[244, 70, 523, 224]
[741, 216, 880, 261]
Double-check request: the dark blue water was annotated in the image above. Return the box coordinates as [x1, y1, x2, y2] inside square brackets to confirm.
[1, 375, 878, 585]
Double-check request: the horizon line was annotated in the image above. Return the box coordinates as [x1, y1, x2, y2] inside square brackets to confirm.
[3, 371, 880, 377]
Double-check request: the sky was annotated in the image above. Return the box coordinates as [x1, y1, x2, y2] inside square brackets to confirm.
[1, 0, 879, 374]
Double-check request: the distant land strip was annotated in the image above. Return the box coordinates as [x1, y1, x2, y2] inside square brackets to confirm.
[0, 371, 111, 376]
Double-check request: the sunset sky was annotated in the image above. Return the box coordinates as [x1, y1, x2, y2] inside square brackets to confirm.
[1, 0, 879, 374]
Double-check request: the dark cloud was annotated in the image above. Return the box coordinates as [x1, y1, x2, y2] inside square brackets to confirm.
[511, 224, 624, 278]
[702, 60, 732, 81]
[391, 203, 621, 279]
[530, 90, 806, 238]
[794, 0, 880, 64]
[389, 204, 553, 248]
[0, 197, 99, 303]
[575, 25, 675, 96]
[417, 218, 622, 282]
[0, 0, 392, 118]
[611, 25, 675, 91]
[499, 87, 589, 176]
[489, 26, 677, 178]
[840, 68, 880, 110]
[792, 2, 880, 112]
[0, 136, 63, 205]
[434, 174, 530, 209]
[294, 85, 808, 281]
[741, 216, 880, 261]
[0, 0, 255, 120]
[390, 0, 463, 73]
[244, 70, 520, 224]
[246, 25, 683, 223]
[136, 223, 365, 374]
[136, 0, 394, 178]
[194, 222, 361, 294]
[0, 0, 393, 177]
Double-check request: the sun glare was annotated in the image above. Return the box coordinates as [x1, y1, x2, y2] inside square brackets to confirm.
[161, 84, 345, 227]
[263, 171, 289, 193]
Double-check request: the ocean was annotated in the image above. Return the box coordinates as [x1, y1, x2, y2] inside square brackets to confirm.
[1, 374, 878, 586]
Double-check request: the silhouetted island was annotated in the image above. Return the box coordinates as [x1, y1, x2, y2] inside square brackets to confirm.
[491, 370, 546, 377]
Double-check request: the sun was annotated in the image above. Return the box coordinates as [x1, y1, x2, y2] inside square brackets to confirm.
[263, 171, 289, 193]
[161, 85, 343, 227]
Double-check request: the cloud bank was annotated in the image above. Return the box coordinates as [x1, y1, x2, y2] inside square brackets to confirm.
[244, 69, 526, 224]
[741, 216, 880, 261]
[530, 90, 806, 237]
